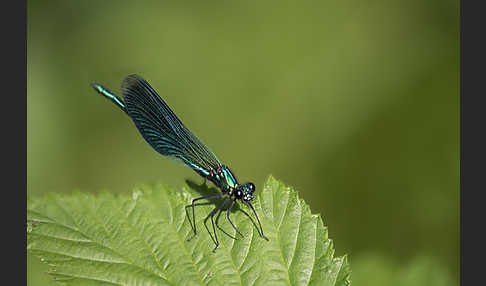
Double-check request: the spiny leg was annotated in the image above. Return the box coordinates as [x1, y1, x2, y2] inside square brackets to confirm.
[247, 202, 269, 241]
[188, 193, 223, 241]
[227, 200, 244, 238]
[211, 196, 231, 252]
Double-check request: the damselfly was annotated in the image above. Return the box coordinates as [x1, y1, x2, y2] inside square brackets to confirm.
[91, 75, 268, 251]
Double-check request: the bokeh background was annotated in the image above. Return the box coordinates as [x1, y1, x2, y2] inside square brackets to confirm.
[27, 0, 459, 285]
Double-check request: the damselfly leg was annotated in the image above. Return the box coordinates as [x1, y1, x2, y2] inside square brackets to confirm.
[188, 193, 223, 241]
[210, 196, 231, 252]
[247, 202, 269, 241]
[227, 200, 244, 237]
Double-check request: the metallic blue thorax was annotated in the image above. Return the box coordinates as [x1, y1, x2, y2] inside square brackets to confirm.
[208, 165, 239, 191]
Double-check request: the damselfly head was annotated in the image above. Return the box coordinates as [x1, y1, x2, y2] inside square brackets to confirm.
[237, 182, 255, 202]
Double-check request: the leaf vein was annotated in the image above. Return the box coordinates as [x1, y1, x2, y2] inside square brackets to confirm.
[109, 201, 175, 283]
[276, 192, 292, 285]
[47, 271, 124, 286]
[51, 196, 172, 284]
[147, 192, 207, 285]
[29, 247, 125, 264]
[28, 229, 92, 243]
[287, 200, 303, 282]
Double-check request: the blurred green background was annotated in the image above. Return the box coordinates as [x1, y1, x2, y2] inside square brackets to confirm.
[27, 0, 459, 285]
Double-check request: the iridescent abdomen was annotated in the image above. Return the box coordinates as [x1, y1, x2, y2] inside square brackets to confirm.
[208, 165, 239, 191]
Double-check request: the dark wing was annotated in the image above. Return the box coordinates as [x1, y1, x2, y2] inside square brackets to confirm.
[122, 74, 220, 175]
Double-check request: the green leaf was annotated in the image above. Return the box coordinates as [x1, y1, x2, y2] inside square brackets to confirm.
[27, 176, 350, 286]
